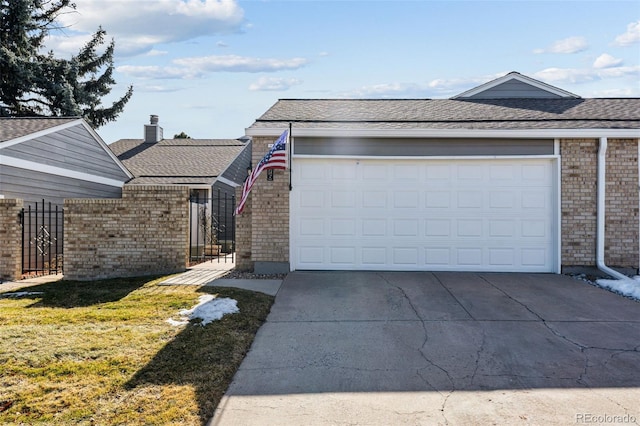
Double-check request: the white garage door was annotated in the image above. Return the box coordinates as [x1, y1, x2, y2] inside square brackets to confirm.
[290, 158, 557, 272]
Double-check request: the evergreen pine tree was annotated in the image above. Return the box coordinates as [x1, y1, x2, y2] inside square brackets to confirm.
[0, 0, 132, 128]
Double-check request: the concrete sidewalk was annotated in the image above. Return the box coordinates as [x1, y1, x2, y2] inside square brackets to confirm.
[0, 273, 63, 293]
[211, 271, 640, 426]
[160, 257, 282, 296]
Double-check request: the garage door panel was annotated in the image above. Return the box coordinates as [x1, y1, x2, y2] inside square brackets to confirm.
[362, 247, 387, 265]
[292, 158, 556, 272]
[394, 164, 420, 180]
[425, 248, 451, 265]
[330, 218, 356, 236]
[425, 219, 451, 236]
[362, 219, 386, 236]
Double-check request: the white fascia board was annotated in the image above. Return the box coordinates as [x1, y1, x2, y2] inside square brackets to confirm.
[247, 127, 640, 139]
[0, 119, 84, 150]
[81, 121, 134, 179]
[1, 155, 127, 187]
[452, 73, 579, 99]
[215, 176, 240, 188]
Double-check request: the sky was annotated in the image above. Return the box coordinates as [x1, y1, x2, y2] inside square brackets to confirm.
[46, 0, 640, 143]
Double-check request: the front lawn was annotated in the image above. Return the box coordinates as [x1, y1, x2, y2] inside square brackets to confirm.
[0, 276, 274, 425]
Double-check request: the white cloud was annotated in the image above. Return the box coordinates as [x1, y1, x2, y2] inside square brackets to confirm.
[339, 73, 508, 98]
[534, 66, 640, 84]
[117, 55, 309, 79]
[593, 53, 623, 69]
[342, 82, 426, 98]
[173, 55, 309, 73]
[216, 41, 229, 48]
[614, 20, 640, 46]
[534, 36, 589, 54]
[249, 77, 302, 91]
[116, 65, 201, 79]
[534, 67, 595, 83]
[45, 34, 93, 58]
[590, 87, 640, 97]
[146, 49, 168, 57]
[54, 0, 245, 56]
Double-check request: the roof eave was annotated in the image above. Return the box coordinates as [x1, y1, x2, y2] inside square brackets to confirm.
[246, 126, 640, 139]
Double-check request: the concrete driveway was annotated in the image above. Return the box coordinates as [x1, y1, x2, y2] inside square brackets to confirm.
[211, 272, 640, 425]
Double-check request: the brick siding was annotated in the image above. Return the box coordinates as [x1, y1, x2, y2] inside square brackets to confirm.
[64, 186, 189, 280]
[235, 185, 253, 271]
[0, 199, 24, 281]
[249, 136, 290, 264]
[604, 139, 639, 268]
[561, 138, 639, 270]
[560, 139, 598, 266]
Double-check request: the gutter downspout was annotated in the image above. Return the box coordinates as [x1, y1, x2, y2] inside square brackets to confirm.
[596, 137, 629, 280]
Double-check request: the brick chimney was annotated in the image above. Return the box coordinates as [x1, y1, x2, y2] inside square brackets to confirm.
[144, 114, 163, 143]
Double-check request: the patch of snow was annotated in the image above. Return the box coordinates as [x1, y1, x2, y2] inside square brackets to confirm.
[0, 291, 44, 299]
[595, 276, 640, 300]
[166, 318, 189, 326]
[166, 294, 239, 326]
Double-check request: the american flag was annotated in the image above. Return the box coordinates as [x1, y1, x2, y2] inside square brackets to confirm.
[234, 129, 289, 215]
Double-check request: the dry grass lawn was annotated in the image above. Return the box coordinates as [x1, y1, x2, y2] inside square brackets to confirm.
[0, 276, 274, 425]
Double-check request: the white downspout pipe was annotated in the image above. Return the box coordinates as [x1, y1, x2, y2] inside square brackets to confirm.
[596, 137, 629, 280]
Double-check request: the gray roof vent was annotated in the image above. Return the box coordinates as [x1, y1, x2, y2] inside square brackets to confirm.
[144, 114, 163, 143]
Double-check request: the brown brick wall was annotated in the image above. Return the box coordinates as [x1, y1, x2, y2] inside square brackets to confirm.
[64, 186, 189, 280]
[235, 185, 253, 271]
[250, 136, 290, 264]
[561, 139, 598, 266]
[561, 138, 639, 269]
[604, 139, 639, 268]
[0, 199, 24, 281]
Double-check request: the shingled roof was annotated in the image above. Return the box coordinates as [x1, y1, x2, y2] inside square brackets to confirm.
[249, 98, 640, 131]
[0, 117, 80, 142]
[109, 138, 249, 186]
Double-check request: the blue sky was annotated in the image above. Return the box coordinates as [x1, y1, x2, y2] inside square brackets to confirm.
[49, 0, 640, 143]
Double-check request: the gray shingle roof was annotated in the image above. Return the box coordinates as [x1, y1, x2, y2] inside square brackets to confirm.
[0, 117, 80, 142]
[109, 138, 249, 186]
[249, 98, 640, 131]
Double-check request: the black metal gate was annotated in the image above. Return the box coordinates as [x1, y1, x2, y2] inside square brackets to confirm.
[21, 200, 64, 276]
[189, 189, 235, 263]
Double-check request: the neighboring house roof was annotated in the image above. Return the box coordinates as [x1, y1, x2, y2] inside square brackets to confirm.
[109, 138, 250, 186]
[246, 72, 640, 137]
[0, 117, 133, 183]
[0, 117, 80, 142]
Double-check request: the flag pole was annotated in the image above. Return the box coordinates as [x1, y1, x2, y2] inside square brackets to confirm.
[288, 122, 292, 191]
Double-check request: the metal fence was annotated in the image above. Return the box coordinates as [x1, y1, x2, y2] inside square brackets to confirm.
[189, 190, 235, 263]
[21, 200, 64, 276]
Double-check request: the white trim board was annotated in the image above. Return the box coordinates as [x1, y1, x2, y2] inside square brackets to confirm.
[1, 155, 127, 187]
[215, 176, 240, 188]
[247, 127, 640, 138]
